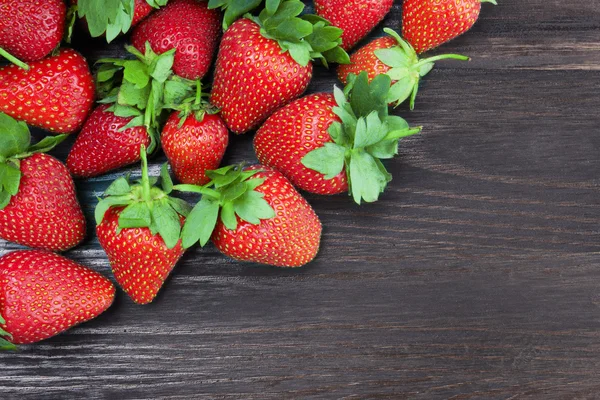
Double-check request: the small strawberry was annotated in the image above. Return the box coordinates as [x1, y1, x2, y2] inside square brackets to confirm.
[338, 28, 469, 109]
[67, 104, 151, 178]
[162, 97, 229, 185]
[131, 0, 222, 80]
[0, 250, 115, 348]
[0, 49, 95, 134]
[76, 0, 164, 42]
[254, 72, 421, 204]
[96, 147, 190, 304]
[0, 114, 86, 251]
[314, 0, 394, 51]
[209, 0, 349, 134]
[177, 164, 321, 267]
[402, 0, 497, 54]
[0, 0, 66, 65]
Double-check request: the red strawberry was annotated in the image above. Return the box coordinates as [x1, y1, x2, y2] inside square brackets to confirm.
[0, 49, 95, 134]
[0, 0, 65, 63]
[255, 93, 347, 195]
[0, 114, 86, 251]
[337, 28, 469, 109]
[314, 0, 394, 51]
[162, 112, 229, 185]
[96, 147, 190, 304]
[254, 72, 421, 204]
[67, 104, 151, 178]
[178, 164, 322, 268]
[402, 0, 497, 54]
[209, 1, 348, 134]
[0, 250, 115, 347]
[131, 0, 221, 80]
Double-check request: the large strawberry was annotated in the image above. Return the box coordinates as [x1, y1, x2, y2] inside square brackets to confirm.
[0, 0, 66, 65]
[0, 49, 95, 134]
[314, 0, 394, 51]
[68, 45, 179, 177]
[338, 28, 469, 109]
[76, 0, 165, 42]
[176, 164, 321, 267]
[0, 114, 86, 251]
[131, 0, 221, 80]
[96, 147, 190, 304]
[402, 0, 497, 54]
[209, 0, 349, 134]
[0, 250, 115, 348]
[255, 72, 421, 204]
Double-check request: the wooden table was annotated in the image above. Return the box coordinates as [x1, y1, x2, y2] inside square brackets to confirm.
[2, 1, 599, 398]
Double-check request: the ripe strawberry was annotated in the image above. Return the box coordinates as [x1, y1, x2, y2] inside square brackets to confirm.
[402, 0, 497, 54]
[338, 28, 469, 109]
[0, 0, 65, 64]
[209, 1, 349, 134]
[96, 147, 190, 304]
[0, 114, 85, 251]
[131, 0, 221, 80]
[255, 72, 421, 204]
[0, 250, 115, 347]
[162, 112, 229, 185]
[67, 104, 151, 178]
[314, 0, 394, 51]
[0, 49, 95, 134]
[178, 164, 321, 267]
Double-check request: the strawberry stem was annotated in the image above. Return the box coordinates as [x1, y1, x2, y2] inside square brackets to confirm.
[0, 48, 29, 70]
[140, 145, 151, 203]
[414, 54, 470, 69]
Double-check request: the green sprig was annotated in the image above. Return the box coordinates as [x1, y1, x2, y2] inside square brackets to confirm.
[373, 28, 470, 110]
[208, 0, 263, 30]
[174, 165, 275, 248]
[95, 145, 191, 249]
[0, 314, 16, 351]
[301, 72, 422, 205]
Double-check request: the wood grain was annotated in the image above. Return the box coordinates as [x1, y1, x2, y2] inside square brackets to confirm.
[1, 1, 599, 398]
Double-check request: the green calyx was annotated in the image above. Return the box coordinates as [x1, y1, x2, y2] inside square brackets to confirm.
[0, 313, 16, 351]
[77, 0, 167, 43]
[96, 42, 178, 152]
[174, 165, 276, 249]
[242, 0, 349, 67]
[208, 0, 263, 30]
[301, 71, 422, 205]
[163, 78, 219, 127]
[0, 113, 67, 210]
[0, 48, 29, 70]
[374, 28, 470, 110]
[95, 145, 191, 249]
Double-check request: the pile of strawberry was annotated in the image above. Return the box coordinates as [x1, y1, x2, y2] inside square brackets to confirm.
[0, 0, 495, 349]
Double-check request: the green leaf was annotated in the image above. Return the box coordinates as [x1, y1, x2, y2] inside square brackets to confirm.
[27, 134, 68, 154]
[168, 197, 192, 217]
[418, 62, 435, 77]
[233, 191, 275, 225]
[208, 167, 241, 187]
[151, 200, 182, 249]
[181, 197, 219, 248]
[220, 201, 237, 231]
[222, 182, 247, 202]
[118, 202, 152, 228]
[95, 194, 132, 225]
[0, 113, 30, 159]
[78, 0, 136, 42]
[0, 191, 11, 210]
[301, 143, 346, 180]
[322, 46, 350, 65]
[123, 60, 150, 89]
[161, 164, 173, 194]
[163, 79, 196, 106]
[149, 49, 175, 83]
[387, 76, 417, 107]
[209, 0, 262, 30]
[0, 337, 16, 351]
[117, 80, 151, 110]
[374, 47, 410, 68]
[245, 177, 265, 191]
[348, 150, 391, 204]
[111, 104, 142, 118]
[104, 176, 131, 196]
[265, 0, 281, 16]
[353, 111, 389, 149]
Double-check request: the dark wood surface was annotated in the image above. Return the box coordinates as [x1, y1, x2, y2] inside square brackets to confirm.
[2, 1, 600, 398]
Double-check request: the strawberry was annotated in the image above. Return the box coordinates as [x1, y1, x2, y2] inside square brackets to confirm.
[0, 0, 66, 64]
[0, 114, 86, 251]
[402, 0, 497, 54]
[338, 28, 469, 109]
[76, 0, 164, 42]
[131, 0, 221, 80]
[96, 147, 190, 304]
[0, 49, 95, 134]
[0, 250, 115, 348]
[314, 0, 394, 51]
[177, 164, 321, 267]
[67, 104, 151, 178]
[209, 0, 349, 134]
[254, 71, 421, 204]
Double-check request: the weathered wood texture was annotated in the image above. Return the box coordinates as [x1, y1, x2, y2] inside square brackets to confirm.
[2, 1, 600, 398]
